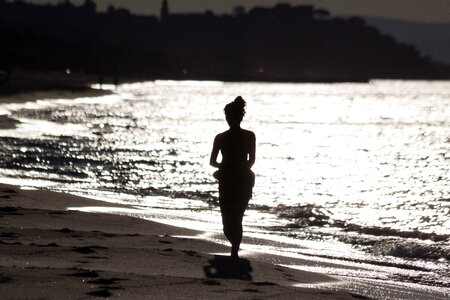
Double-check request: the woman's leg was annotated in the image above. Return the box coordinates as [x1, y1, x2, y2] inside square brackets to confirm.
[219, 197, 242, 258]
[221, 197, 249, 258]
[232, 198, 250, 257]
[219, 179, 251, 258]
[230, 221, 242, 258]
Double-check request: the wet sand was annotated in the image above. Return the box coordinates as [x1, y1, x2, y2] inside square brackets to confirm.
[0, 89, 111, 105]
[0, 88, 110, 130]
[0, 70, 112, 130]
[0, 70, 110, 101]
[0, 183, 368, 299]
[0, 115, 20, 130]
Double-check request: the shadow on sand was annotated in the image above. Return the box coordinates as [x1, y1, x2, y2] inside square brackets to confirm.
[203, 255, 253, 281]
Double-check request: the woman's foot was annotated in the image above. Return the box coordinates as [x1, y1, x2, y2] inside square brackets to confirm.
[231, 245, 239, 259]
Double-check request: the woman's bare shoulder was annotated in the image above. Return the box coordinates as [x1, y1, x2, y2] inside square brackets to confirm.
[215, 131, 228, 141]
[242, 129, 255, 138]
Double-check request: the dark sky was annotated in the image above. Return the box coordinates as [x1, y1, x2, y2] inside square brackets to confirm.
[27, 0, 450, 23]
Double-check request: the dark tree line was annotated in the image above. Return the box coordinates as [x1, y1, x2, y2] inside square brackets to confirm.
[0, 0, 448, 82]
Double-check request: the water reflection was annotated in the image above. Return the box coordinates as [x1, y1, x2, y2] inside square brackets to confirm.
[0, 80, 449, 288]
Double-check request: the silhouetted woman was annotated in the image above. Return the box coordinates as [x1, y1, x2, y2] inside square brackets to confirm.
[210, 96, 255, 258]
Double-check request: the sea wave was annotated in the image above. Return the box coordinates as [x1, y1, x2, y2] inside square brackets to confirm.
[371, 240, 450, 261]
[342, 224, 449, 243]
[248, 203, 450, 263]
[256, 203, 449, 242]
[260, 204, 331, 227]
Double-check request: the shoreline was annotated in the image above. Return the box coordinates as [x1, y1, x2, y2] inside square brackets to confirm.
[0, 78, 112, 130]
[0, 88, 112, 105]
[1, 182, 449, 299]
[0, 183, 365, 299]
[0, 83, 441, 299]
[0, 70, 113, 107]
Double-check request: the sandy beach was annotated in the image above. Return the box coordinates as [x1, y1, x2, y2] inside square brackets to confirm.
[0, 183, 368, 299]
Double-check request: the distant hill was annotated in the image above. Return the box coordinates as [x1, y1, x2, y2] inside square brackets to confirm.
[0, 0, 449, 82]
[364, 17, 450, 65]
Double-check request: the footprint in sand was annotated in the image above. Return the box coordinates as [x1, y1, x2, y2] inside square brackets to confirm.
[88, 278, 125, 294]
[275, 266, 297, 281]
[0, 232, 21, 246]
[0, 207, 22, 215]
[126, 233, 140, 237]
[87, 278, 119, 285]
[58, 228, 73, 234]
[86, 289, 112, 298]
[85, 256, 108, 260]
[29, 242, 59, 247]
[84, 277, 125, 298]
[0, 232, 19, 239]
[242, 288, 260, 293]
[76, 260, 91, 264]
[202, 279, 221, 286]
[71, 246, 108, 254]
[0, 189, 17, 199]
[66, 270, 100, 278]
[158, 240, 173, 244]
[0, 276, 13, 284]
[182, 250, 201, 258]
[251, 281, 278, 286]
[350, 293, 371, 299]
[48, 211, 66, 218]
[0, 240, 22, 245]
[158, 247, 174, 256]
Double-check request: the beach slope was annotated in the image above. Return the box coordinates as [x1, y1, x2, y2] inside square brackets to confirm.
[0, 184, 366, 299]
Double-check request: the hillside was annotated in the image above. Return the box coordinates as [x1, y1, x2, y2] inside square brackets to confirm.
[365, 17, 450, 65]
[0, 0, 448, 82]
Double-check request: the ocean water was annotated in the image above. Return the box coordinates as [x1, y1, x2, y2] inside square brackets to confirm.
[0, 80, 449, 296]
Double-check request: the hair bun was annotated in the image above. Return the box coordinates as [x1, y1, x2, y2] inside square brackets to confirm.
[224, 96, 246, 119]
[234, 96, 246, 109]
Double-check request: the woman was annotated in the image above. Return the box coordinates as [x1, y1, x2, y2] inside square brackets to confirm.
[210, 96, 255, 259]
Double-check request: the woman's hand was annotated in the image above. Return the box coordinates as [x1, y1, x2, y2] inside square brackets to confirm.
[210, 135, 221, 169]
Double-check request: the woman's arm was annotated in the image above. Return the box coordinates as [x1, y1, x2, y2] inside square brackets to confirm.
[247, 132, 256, 168]
[209, 135, 221, 168]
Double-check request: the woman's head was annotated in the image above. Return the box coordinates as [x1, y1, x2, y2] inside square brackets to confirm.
[224, 96, 246, 128]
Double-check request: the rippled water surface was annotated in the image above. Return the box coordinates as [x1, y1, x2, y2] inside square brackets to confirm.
[0, 80, 449, 293]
